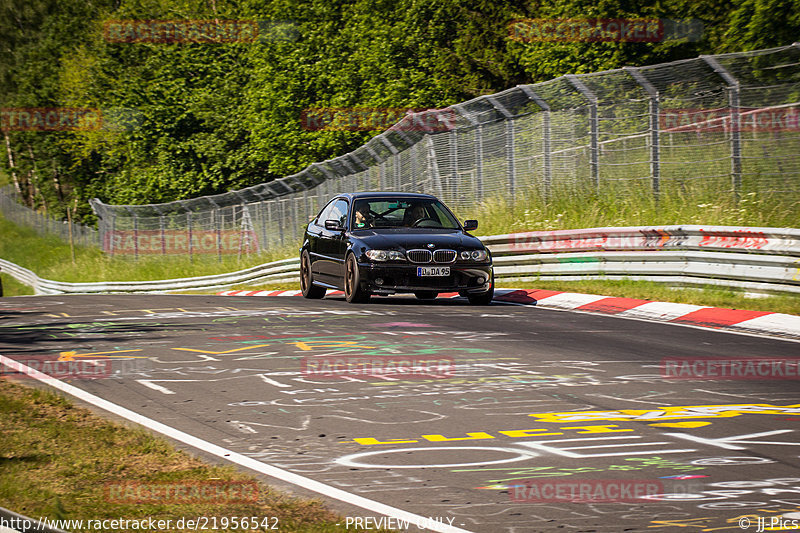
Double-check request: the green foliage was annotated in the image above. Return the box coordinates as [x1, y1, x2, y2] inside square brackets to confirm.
[1, 0, 799, 222]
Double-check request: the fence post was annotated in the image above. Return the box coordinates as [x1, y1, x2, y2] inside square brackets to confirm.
[277, 200, 285, 245]
[566, 74, 599, 192]
[124, 206, 138, 260]
[702, 55, 742, 199]
[151, 205, 167, 256]
[365, 145, 383, 190]
[206, 198, 222, 262]
[426, 136, 445, 198]
[519, 85, 552, 201]
[449, 129, 459, 203]
[487, 95, 516, 201]
[292, 195, 300, 242]
[108, 208, 115, 257]
[182, 203, 193, 262]
[624, 66, 661, 199]
[450, 106, 482, 202]
[377, 136, 399, 191]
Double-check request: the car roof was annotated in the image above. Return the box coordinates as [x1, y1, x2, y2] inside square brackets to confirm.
[336, 192, 439, 201]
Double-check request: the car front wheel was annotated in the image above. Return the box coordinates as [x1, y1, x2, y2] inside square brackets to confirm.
[301, 250, 327, 299]
[344, 254, 370, 303]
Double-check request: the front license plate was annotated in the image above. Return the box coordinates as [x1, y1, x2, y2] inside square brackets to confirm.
[417, 266, 450, 277]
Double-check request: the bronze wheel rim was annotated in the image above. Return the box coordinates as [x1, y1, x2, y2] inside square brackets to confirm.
[345, 258, 355, 298]
[301, 254, 310, 292]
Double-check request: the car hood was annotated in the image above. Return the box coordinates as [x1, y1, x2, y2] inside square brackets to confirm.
[353, 229, 484, 250]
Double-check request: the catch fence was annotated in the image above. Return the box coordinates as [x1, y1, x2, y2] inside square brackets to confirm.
[4, 44, 800, 257]
[0, 185, 100, 248]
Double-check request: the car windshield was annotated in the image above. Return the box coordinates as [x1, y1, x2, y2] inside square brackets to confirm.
[351, 198, 461, 230]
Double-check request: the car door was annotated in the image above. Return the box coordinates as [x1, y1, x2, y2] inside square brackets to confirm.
[307, 199, 336, 278]
[317, 198, 349, 285]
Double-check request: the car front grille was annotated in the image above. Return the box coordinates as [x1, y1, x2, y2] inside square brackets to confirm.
[407, 249, 432, 263]
[433, 249, 456, 263]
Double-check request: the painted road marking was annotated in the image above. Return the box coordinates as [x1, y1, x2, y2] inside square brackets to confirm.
[58, 349, 144, 362]
[0, 354, 474, 533]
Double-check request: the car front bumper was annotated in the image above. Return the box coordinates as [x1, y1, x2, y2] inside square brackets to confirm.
[357, 261, 493, 294]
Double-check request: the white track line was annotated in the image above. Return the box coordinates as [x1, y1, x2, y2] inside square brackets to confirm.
[0, 354, 474, 533]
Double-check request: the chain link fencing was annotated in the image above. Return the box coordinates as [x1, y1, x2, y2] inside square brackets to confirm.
[3, 44, 800, 258]
[0, 185, 100, 247]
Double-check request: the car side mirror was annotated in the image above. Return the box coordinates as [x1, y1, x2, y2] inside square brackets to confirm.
[325, 219, 344, 231]
[463, 220, 478, 231]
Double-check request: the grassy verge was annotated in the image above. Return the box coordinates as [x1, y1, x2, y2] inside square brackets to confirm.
[2, 193, 799, 315]
[0, 273, 34, 297]
[0, 379, 388, 533]
[472, 186, 799, 236]
[0, 214, 297, 283]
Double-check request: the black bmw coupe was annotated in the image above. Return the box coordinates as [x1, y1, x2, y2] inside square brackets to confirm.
[300, 192, 494, 304]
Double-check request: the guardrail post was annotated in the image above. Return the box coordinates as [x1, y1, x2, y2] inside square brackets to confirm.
[566, 74, 600, 192]
[702, 55, 742, 200]
[624, 67, 661, 200]
[519, 85, 552, 201]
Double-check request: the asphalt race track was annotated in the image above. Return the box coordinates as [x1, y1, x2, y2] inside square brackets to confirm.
[1, 294, 800, 533]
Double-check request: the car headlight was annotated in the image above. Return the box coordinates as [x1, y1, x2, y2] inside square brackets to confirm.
[366, 250, 406, 261]
[460, 249, 488, 262]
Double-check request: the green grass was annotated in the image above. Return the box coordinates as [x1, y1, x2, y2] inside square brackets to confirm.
[471, 185, 800, 237]
[0, 273, 34, 297]
[2, 183, 799, 315]
[0, 379, 391, 533]
[0, 214, 297, 283]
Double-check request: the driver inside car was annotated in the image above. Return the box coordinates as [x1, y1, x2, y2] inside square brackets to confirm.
[403, 204, 427, 226]
[354, 202, 373, 229]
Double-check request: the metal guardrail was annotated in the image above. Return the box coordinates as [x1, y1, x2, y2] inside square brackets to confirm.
[0, 258, 299, 295]
[0, 506, 71, 533]
[486, 225, 800, 295]
[1, 226, 798, 295]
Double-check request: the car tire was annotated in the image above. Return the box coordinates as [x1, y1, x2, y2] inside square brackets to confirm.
[414, 291, 438, 300]
[344, 254, 370, 303]
[301, 250, 326, 299]
[467, 276, 494, 305]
